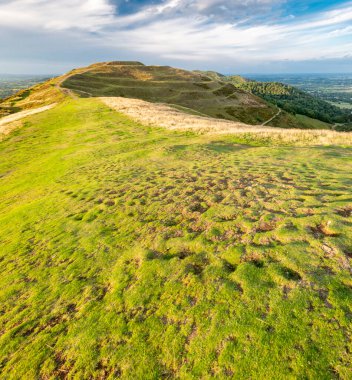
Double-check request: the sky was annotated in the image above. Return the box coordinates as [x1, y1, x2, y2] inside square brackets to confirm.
[0, 0, 352, 74]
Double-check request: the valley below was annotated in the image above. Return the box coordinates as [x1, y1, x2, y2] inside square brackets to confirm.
[0, 75, 50, 100]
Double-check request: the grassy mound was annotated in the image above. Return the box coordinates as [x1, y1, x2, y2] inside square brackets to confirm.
[61, 62, 302, 127]
[0, 98, 351, 379]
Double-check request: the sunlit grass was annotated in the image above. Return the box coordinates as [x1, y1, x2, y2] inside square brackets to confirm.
[0, 98, 351, 379]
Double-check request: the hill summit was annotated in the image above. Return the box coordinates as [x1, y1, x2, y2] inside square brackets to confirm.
[60, 61, 301, 127]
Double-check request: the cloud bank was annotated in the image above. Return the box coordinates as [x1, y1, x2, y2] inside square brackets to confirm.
[0, 0, 351, 73]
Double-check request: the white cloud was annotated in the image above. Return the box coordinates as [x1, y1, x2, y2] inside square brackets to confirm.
[151, 0, 283, 21]
[0, 0, 352, 72]
[0, 0, 115, 31]
[101, 1, 352, 63]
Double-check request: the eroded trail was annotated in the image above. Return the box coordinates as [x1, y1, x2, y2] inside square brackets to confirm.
[261, 108, 282, 126]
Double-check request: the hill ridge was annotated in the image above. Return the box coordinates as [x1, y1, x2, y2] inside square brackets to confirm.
[1, 61, 350, 131]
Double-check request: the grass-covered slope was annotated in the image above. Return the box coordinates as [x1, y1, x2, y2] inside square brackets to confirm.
[1, 98, 351, 379]
[0, 81, 64, 118]
[61, 62, 303, 127]
[0, 63, 100, 118]
[228, 76, 352, 125]
[195, 71, 352, 128]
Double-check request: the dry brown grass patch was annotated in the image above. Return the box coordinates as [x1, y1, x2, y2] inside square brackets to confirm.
[100, 97, 352, 146]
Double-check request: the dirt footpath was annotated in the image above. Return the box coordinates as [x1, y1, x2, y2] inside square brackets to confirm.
[0, 104, 56, 136]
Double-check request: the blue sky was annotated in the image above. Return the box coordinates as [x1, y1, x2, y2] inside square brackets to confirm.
[0, 0, 351, 74]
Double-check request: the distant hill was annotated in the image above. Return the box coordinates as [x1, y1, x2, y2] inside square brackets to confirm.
[193, 71, 351, 127]
[227, 76, 352, 125]
[1, 61, 345, 130]
[61, 62, 304, 127]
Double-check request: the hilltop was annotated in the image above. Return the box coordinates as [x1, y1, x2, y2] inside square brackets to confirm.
[60, 61, 304, 128]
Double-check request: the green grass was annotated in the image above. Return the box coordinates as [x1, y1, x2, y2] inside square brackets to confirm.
[328, 101, 352, 110]
[0, 98, 352, 379]
[295, 114, 332, 129]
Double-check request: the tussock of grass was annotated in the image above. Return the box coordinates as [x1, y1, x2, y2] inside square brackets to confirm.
[0, 98, 351, 378]
[101, 97, 352, 146]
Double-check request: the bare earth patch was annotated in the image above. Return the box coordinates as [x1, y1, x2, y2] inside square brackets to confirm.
[100, 97, 352, 145]
[0, 104, 56, 136]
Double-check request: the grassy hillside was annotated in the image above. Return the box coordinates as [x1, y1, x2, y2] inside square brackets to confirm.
[228, 76, 351, 124]
[194, 71, 352, 128]
[0, 97, 351, 379]
[295, 114, 332, 130]
[0, 63, 100, 118]
[0, 81, 64, 118]
[61, 62, 305, 127]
